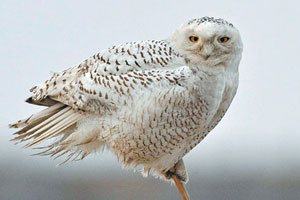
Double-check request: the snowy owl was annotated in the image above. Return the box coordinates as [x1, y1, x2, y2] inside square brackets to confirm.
[10, 16, 243, 200]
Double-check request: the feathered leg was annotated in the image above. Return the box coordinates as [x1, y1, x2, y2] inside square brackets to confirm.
[162, 159, 190, 200]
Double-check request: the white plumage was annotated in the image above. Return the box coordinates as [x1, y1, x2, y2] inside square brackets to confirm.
[10, 17, 243, 200]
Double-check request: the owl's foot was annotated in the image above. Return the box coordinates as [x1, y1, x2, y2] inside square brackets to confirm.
[172, 174, 191, 200]
[165, 169, 186, 182]
[162, 159, 190, 200]
[164, 159, 189, 183]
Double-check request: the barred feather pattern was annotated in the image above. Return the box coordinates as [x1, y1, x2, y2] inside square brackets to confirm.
[10, 18, 242, 181]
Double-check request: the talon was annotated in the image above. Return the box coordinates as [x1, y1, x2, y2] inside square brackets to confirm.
[162, 168, 191, 200]
[172, 174, 191, 200]
[165, 170, 185, 182]
[165, 169, 176, 179]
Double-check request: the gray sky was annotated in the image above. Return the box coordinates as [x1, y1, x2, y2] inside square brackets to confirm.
[0, 1, 299, 199]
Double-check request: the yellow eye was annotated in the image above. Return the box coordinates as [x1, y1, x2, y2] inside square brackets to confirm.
[189, 36, 199, 43]
[218, 37, 230, 43]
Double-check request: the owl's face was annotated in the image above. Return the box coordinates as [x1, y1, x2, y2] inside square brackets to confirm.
[169, 17, 243, 67]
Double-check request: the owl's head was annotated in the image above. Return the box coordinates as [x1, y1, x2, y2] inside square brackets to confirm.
[169, 17, 243, 68]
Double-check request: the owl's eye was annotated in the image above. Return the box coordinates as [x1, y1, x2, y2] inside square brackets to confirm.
[218, 37, 230, 43]
[189, 36, 199, 43]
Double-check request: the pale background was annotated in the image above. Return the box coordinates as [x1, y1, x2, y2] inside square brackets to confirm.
[0, 1, 299, 200]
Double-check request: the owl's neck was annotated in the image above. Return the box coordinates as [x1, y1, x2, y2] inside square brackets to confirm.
[184, 54, 240, 94]
[185, 50, 241, 80]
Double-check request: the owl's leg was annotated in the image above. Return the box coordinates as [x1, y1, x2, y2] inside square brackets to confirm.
[163, 159, 190, 200]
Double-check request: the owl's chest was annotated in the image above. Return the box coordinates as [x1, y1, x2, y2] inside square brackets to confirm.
[204, 77, 238, 134]
[190, 71, 228, 124]
[182, 72, 238, 143]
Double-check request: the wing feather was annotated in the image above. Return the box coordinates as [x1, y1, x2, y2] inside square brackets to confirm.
[10, 40, 192, 163]
[29, 40, 186, 113]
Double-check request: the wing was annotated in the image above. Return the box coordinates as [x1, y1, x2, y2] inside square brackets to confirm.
[30, 40, 186, 112]
[10, 40, 189, 150]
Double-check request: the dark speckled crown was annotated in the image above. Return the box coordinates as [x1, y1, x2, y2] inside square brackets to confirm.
[187, 16, 234, 28]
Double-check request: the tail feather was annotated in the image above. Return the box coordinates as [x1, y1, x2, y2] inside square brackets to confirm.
[12, 115, 52, 136]
[10, 103, 84, 148]
[23, 107, 72, 141]
[10, 102, 103, 165]
[25, 111, 82, 147]
[11, 106, 70, 142]
[9, 103, 66, 129]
